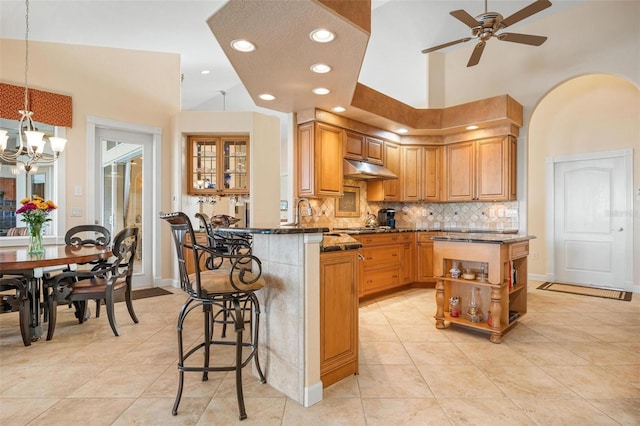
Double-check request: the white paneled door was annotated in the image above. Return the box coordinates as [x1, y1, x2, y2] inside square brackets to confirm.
[552, 151, 631, 289]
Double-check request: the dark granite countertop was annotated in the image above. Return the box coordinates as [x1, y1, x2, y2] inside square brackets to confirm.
[327, 227, 518, 235]
[321, 234, 362, 252]
[432, 233, 535, 244]
[216, 226, 329, 235]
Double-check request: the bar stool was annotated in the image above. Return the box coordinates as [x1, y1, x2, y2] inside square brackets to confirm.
[160, 212, 266, 420]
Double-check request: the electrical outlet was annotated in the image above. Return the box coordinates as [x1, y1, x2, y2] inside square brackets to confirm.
[421, 209, 427, 217]
[532, 252, 538, 260]
[71, 208, 82, 217]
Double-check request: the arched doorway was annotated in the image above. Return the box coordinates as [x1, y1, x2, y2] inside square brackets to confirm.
[528, 74, 639, 291]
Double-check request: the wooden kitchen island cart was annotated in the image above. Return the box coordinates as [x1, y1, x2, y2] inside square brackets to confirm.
[433, 234, 535, 343]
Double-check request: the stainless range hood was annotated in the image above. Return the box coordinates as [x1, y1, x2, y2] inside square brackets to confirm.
[343, 159, 398, 180]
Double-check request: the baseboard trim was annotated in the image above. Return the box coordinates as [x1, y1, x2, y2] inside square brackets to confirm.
[304, 381, 323, 407]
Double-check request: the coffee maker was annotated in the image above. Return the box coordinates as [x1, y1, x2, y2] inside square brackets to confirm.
[378, 208, 396, 228]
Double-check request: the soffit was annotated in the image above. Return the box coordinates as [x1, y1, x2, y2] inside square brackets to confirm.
[207, 0, 369, 113]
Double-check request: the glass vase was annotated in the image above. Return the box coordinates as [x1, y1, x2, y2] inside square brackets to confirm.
[28, 223, 45, 254]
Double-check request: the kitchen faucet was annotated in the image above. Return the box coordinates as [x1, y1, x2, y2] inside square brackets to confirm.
[295, 198, 312, 226]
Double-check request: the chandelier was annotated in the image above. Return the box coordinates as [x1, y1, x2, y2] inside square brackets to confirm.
[0, 0, 67, 173]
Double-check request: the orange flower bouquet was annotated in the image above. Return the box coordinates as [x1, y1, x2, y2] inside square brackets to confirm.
[16, 195, 57, 254]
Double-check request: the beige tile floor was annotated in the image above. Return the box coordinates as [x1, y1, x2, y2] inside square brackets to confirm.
[1, 281, 638, 425]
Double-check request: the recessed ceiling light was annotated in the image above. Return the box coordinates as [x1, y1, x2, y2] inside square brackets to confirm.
[466, 125, 479, 130]
[397, 128, 409, 134]
[201, 70, 211, 75]
[310, 63, 331, 74]
[259, 93, 276, 101]
[231, 39, 255, 52]
[310, 28, 335, 43]
[312, 87, 330, 95]
[332, 106, 346, 113]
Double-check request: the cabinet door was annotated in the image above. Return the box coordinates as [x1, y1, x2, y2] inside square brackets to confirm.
[422, 146, 442, 202]
[221, 137, 249, 194]
[476, 137, 509, 201]
[320, 251, 358, 387]
[315, 123, 344, 197]
[344, 131, 365, 161]
[187, 136, 219, 194]
[364, 136, 384, 165]
[416, 240, 434, 281]
[445, 141, 474, 201]
[297, 123, 315, 196]
[382, 141, 401, 201]
[401, 242, 413, 284]
[402, 145, 422, 202]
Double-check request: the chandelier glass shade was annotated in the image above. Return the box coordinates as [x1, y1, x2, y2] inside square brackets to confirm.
[0, 0, 67, 173]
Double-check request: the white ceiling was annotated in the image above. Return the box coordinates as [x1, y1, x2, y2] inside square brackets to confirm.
[0, 0, 583, 113]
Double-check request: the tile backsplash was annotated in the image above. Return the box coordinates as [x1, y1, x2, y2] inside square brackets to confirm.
[298, 179, 520, 231]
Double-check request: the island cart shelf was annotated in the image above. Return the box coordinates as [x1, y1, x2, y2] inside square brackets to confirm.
[433, 239, 530, 343]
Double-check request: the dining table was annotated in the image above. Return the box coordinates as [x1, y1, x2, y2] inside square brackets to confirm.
[0, 244, 112, 341]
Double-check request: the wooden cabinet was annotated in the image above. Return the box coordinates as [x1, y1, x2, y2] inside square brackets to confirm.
[320, 250, 359, 387]
[183, 232, 209, 274]
[344, 131, 384, 165]
[416, 232, 437, 282]
[355, 232, 413, 297]
[367, 141, 401, 202]
[444, 136, 516, 202]
[402, 145, 442, 202]
[0, 178, 16, 200]
[297, 122, 344, 198]
[433, 239, 529, 343]
[187, 135, 249, 196]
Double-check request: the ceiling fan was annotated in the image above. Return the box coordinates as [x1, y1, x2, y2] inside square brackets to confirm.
[421, 0, 552, 67]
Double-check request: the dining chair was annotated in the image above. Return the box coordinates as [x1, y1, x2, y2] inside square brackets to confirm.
[44, 227, 139, 340]
[160, 212, 265, 420]
[51, 225, 112, 321]
[0, 277, 31, 346]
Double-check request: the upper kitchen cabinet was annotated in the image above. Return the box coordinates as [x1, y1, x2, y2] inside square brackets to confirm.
[402, 145, 442, 202]
[187, 135, 249, 196]
[367, 141, 401, 202]
[297, 122, 344, 198]
[444, 136, 516, 202]
[344, 131, 384, 165]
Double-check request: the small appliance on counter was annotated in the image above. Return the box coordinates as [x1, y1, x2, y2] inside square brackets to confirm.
[378, 208, 396, 229]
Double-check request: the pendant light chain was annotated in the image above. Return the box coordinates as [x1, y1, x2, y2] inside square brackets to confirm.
[23, 0, 30, 114]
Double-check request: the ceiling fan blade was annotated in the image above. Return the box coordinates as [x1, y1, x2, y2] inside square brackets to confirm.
[421, 37, 472, 54]
[497, 32, 548, 46]
[450, 9, 481, 28]
[467, 41, 486, 67]
[501, 0, 552, 28]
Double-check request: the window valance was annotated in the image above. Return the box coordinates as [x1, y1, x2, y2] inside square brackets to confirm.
[0, 82, 72, 127]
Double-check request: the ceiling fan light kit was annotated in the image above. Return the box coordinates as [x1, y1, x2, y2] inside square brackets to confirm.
[422, 0, 552, 67]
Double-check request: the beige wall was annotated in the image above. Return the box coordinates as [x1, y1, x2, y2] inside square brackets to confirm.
[1, 38, 180, 282]
[528, 74, 640, 287]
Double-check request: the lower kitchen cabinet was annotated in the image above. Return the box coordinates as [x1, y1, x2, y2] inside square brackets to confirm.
[320, 250, 359, 387]
[416, 232, 437, 282]
[355, 232, 413, 298]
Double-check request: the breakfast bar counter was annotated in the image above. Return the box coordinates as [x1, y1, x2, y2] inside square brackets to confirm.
[219, 225, 329, 407]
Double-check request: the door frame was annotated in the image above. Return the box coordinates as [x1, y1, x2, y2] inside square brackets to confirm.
[86, 116, 162, 288]
[545, 148, 633, 290]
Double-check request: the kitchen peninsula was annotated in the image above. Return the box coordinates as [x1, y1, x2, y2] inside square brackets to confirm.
[432, 233, 535, 343]
[219, 225, 331, 408]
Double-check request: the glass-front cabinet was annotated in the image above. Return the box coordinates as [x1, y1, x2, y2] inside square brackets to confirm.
[187, 135, 249, 195]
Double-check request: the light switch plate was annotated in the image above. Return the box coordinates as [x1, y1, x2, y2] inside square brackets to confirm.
[71, 208, 82, 217]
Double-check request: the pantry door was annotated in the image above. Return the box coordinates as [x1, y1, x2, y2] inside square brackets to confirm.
[550, 150, 632, 290]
